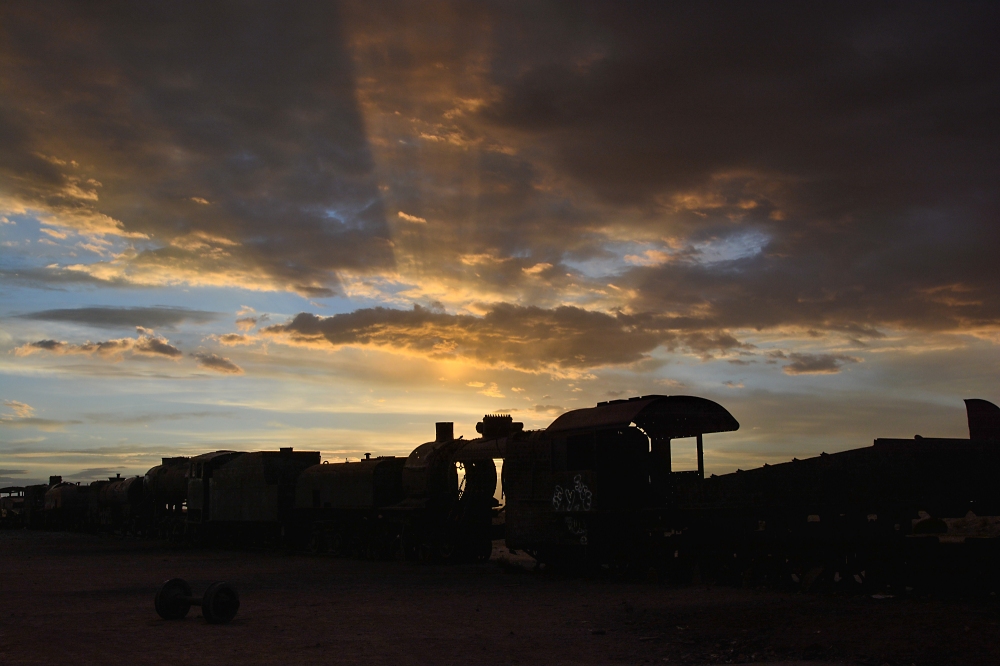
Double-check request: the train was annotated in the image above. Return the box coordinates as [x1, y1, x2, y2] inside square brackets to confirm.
[3, 395, 999, 589]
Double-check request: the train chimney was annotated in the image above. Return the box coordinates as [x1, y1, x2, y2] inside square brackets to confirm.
[435, 422, 454, 442]
[49, 475, 62, 487]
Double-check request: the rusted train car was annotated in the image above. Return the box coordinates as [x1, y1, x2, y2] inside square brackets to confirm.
[295, 455, 407, 557]
[16, 394, 1000, 587]
[0, 486, 26, 528]
[502, 395, 739, 571]
[90, 474, 145, 532]
[686, 398, 1000, 590]
[143, 456, 190, 537]
[502, 394, 1000, 589]
[292, 420, 503, 562]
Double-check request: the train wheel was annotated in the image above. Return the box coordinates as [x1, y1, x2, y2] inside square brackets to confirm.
[202, 582, 240, 624]
[154, 578, 192, 620]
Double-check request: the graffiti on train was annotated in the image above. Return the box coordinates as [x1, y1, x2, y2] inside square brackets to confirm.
[551, 475, 593, 512]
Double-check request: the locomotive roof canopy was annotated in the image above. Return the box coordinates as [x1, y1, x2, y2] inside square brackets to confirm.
[546, 395, 740, 440]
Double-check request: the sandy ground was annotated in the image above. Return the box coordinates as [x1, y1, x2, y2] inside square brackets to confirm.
[1, 531, 999, 665]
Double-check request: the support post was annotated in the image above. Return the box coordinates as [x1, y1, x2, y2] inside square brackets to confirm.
[649, 436, 672, 505]
[651, 436, 672, 473]
[696, 433, 704, 479]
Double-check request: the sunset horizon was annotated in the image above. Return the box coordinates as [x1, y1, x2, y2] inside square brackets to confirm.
[3, 2, 998, 487]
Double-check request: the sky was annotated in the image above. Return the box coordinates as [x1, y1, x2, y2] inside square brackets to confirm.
[2, 1, 999, 487]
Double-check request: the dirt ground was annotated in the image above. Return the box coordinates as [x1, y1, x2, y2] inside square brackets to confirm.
[1, 531, 999, 665]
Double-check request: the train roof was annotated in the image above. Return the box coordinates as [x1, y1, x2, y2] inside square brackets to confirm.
[546, 395, 739, 439]
[966, 398, 1000, 441]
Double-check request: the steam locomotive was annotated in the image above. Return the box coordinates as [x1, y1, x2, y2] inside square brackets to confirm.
[1, 419, 506, 563]
[501, 395, 1000, 590]
[3, 395, 998, 588]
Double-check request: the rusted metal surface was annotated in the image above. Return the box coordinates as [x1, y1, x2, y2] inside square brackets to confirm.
[98, 475, 143, 506]
[185, 451, 243, 525]
[0, 487, 26, 526]
[143, 456, 190, 505]
[43, 482, 92, 529]
[295, 458, 405, 511]
[209, 448, 319, 523]
[546, 395, 739, 439]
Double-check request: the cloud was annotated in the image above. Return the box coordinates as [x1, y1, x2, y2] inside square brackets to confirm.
[213, 333, 255, 346]
[20, 306, 218, 329]
[40, 227, 69, 239]
[14, 332, 182, 360]
[192, 352, 244, 375]
[0, 416, 83, 431]
[235, 313, 268, 331]
[65, 467, 126, 480]
[478, 382, 505, 398]
[397, 211, 427, 224]
[83, 410, 232, 425]
[782, 353, 861, 376]
[342, 2, 1000, 341]
[3, 400, 35, 418]
[0, 469, 27, 476]
[262, 304, 749, 374]
[1, 2, 393, 296]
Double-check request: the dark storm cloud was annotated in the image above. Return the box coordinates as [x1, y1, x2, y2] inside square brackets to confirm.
[263, 304, 748, 373]
[472, 1, 1000, 334]
[4, 1, 999, 358]
[21, 306, 218, 330]
[484, 3, 998, 203]
[0, 1, 392, 295]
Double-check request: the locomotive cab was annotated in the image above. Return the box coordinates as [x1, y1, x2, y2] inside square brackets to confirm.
[504, 395, 739, 568]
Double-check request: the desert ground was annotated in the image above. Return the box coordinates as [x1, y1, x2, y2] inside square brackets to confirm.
[1, 530, 998, 665]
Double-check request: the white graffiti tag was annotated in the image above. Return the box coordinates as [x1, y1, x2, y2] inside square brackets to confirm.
[551, 475, 593, 512]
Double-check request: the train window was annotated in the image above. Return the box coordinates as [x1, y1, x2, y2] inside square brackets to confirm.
[455, 462, 467, 500]
[493, 458, 505, 509]
[566, 433, 595, 471]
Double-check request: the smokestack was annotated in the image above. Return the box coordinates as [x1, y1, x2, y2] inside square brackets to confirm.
[49, 475, 62, 487]
[435, 422, 454, 442]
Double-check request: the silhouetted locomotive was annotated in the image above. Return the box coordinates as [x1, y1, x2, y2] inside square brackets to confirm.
[1, 418, 506, 563]
[4, 395, 999, 588]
